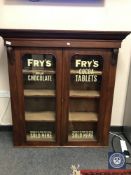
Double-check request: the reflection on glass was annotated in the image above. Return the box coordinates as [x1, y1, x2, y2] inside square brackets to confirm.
[68, 54, 103, 142]
[22, 54, 56, 142]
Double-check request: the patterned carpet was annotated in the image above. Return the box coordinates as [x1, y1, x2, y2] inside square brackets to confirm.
[0, 131, 131, 175]
[80, 169, 131, 175]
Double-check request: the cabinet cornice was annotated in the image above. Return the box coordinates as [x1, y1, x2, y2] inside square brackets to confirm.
[0, 29, 130, 40]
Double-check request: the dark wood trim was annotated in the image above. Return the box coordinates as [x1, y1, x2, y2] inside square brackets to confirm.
[102, 50, 117, 145]
[0, 125, 123, 133]
[97, 50, 112, 145]
[0, 29, 130, 40]
[3, 39, 121, 48]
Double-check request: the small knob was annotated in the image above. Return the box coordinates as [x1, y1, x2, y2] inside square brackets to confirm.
[66, 42, 71, 46]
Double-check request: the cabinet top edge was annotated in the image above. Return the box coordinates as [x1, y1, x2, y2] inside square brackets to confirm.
[0, 29, 130, 40]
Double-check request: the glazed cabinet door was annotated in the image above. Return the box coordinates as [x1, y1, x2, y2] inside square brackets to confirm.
[10, 48, 62, 146]
[62, 49, 116, 146]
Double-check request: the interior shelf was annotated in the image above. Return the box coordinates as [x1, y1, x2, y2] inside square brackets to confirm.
[68, 134, 96, 142]
[70, 70, 102, 75]
[69, 112, 98, 122]
[25, 111, 55, 121]
[23, 69, 55, 74]
[69, 90, 100, 98]
[24, 89, 55, 97]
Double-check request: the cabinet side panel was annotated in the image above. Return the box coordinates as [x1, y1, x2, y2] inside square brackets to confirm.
[7, 47, 24, 146]
[102, 51, 117, 145]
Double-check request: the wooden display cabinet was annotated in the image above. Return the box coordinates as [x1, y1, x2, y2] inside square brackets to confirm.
[0, 29, 129, 147]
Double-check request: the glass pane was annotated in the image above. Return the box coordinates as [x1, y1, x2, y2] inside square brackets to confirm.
[22, 54, 56, 142]
[68, 54, 103, 142]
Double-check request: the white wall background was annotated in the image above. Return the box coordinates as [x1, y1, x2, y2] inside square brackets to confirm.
[0, 37, 12, 125]
[0, 0, 131, 125]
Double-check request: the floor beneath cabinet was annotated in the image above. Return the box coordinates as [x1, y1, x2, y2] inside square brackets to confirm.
[0, 131, 131, 175]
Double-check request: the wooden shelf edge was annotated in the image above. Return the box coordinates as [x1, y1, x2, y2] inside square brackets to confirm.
[24, 90, 56, 97]
[69, 90, 100, 98]
[68, 134, 96, 142]
[23, 69, 55, 74]
[69, 112, 98, 122]
[25, 111, 55, 122]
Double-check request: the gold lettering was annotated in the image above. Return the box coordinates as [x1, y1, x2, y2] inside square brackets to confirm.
[27, 74, 52, 82]
[29, 131, 53, 139]
[27, 59, 52, 68]
[75, 74, 97, 82]
[75, 59, 99, 68]
[71, 131, 94, 139]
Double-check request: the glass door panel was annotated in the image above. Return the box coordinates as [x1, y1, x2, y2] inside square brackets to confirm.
[22, 54, 56, 142]
[68, 54, 103, 142]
